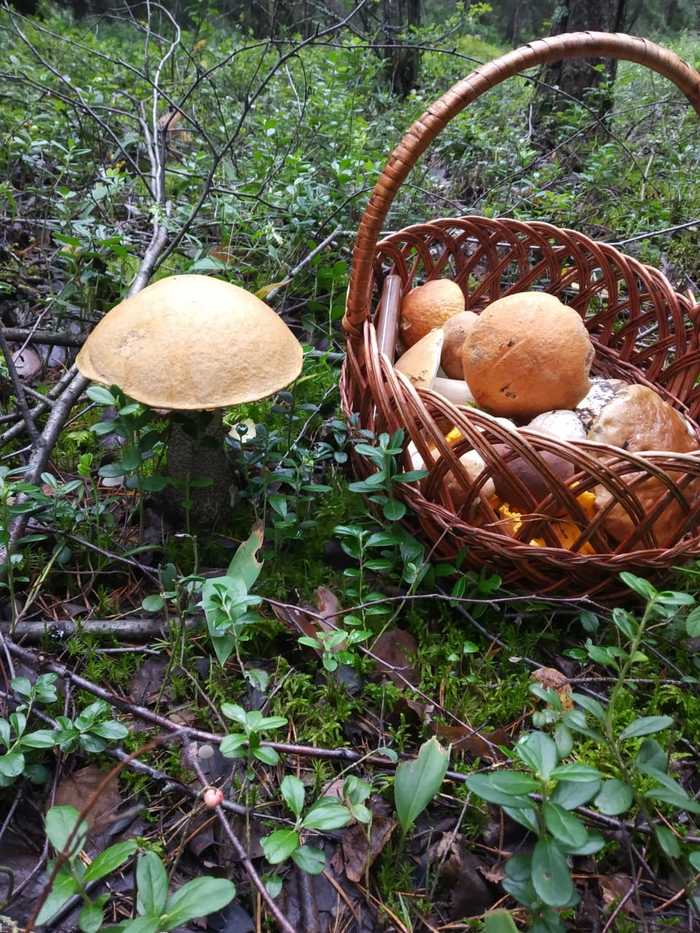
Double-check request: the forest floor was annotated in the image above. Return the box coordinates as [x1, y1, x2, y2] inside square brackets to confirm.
[0, 6, 700, 933]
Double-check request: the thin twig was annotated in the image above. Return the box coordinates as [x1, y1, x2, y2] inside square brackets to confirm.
[190, 750, 296, 933]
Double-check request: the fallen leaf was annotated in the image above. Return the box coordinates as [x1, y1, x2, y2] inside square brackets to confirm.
[531, 666, 573, 710]
[435, 724, 510, 762]
[342, 813, 396, 883]
[600, 874, 642, 917]
[54, 765, 122, 838]
[371, 628, 418, 687]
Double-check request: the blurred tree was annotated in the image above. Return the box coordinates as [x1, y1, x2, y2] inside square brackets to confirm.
[381, 0, 422, 97]
[532, 0, 629, 139]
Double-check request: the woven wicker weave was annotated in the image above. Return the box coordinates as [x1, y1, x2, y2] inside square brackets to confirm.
[340, 32, 700, 597]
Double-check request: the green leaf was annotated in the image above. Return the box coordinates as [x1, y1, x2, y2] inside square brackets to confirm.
[635, 738, 668, 773]
[394, 737, 449, 832]
[142, 594, 165, 612]
[551, 779, 601, 810]
[619, 716, 673, 740]
[36, 869, 79, 925]
[253, 746, 280, 765]
[0, 751, 24, 778]
[503, 805, 539, 833]
[20, 729, 57, 748]
[475, 771, 539, 795]
[136, 851, 168, 917]
[281, 775, 306, 817]
[261, 829, 300, 864]
[118, 918, 161, 933]
[79, 902, 104, 933]
[686, 606, 700, 637]
[655, 825, 681, 859]
[86, 385, 117, 406]
[645, 787, 700, 814]
[466, 773, 536, 809]
[163, 877, 236, 927]
[514, 732, 557, 779]
[220, 733, 248, 757]
[543, 802, 588, 849]
[531, 838, 574, 907]
[84, 839, 138, 883]
[690, 851, 700, 872]
[382, 499, 406, 521]
[221, 703, 248, 727]
[550, 764, 602, 782]
[227, 522, 264, 588]
[45, 805, 88, 857]
[571, 693, 606, 722]
[302, 798, 352, 831]
[594, 779, 634, 816]
[619, 572, 657, 601]
[91, 720, 128, 741]
[483, 910, 519, 933]
[291, 844, 326, 874]
[559, 832, 606, 856]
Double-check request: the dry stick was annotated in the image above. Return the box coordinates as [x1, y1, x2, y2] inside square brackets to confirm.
[0, 328, 39, 444]
[0, 328, 84, 347]
[0, 617, 199, 641]
[189, 751, 296, 933]
[264, 225, 343, 301]
[0, 366, 80, 447]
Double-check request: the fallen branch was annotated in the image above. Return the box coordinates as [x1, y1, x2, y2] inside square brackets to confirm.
[1, 617, 201, 642]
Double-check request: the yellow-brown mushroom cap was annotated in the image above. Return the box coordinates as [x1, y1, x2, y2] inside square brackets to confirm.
[76, 275, 303, 410]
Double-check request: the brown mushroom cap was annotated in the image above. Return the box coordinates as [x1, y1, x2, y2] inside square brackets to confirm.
[492, 445, 575, 511]
[588, 383, 697, 452]
[76, 275, 303, 410]
[588, 384, 700, 545]
[441, 310, 478, 379]
[400, 279, 465, 349]
[462, 292, 594, 418]
[395, 329, 444, 389]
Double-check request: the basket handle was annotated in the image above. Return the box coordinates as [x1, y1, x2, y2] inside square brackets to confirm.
[343, 32, 700, 337]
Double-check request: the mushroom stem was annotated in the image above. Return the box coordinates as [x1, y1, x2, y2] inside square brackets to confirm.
[164, 412, 233, 529]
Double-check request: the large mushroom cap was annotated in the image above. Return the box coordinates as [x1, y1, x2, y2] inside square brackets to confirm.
[462, 292, 594, 419]
[76, 275, 303, 410]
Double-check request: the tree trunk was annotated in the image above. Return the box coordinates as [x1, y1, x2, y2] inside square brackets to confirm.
[532, 0, 626, 140]
[381, 0, 421, 98]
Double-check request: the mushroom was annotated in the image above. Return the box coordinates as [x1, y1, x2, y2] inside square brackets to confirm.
[441, 310, 478, 379]
[491, 445, 576, 511]
[76, 274, 303, 526]
[526, 409, 587, 443]
[400, 279, 465, 348]
[583, 383, 700, 545]
[395, 329, 443, 389]
[395, 330, 475, 406]
[462, 292, 594, 418]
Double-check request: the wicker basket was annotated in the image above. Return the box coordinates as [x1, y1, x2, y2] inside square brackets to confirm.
[341, 32, 700, 598]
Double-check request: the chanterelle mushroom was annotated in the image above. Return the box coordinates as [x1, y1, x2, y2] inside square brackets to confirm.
[77, 274, 303, 525]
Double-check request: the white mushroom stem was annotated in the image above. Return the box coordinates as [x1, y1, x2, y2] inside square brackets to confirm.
[431, 377, 475, 406]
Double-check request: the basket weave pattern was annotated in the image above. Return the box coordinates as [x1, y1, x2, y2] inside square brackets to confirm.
[341, 34, 700, 596]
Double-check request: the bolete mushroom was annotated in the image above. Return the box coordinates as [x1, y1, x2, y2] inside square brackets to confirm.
[394, 330, 475, 405]
[400, 279, 465, 348]
[441, 310, 478, 379]
[462, 292, 594, 418]
[583, 383, 700, 545]
[76, 274, 303, 526]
